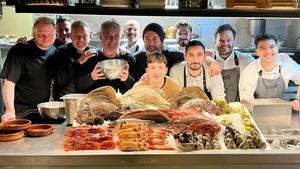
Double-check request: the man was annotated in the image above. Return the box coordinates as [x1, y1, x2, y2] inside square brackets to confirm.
[239, 33, 300, 101]
[54, 16, 72, 47]
[74, 19, 135, 94]
[133, 22, 220, 81]
[170, 40, 225, 100]
[52, 20, 98, 100]
[16, 15, 72, 48]
[135, 53, 181, 101]
[211, 24, 255, 102]
[0, 17, 57, 123]
[120, 20, 144, 55]
[170, 20, 193, 53]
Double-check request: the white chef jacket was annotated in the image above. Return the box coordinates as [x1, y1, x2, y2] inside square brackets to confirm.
[120, 39, 144, 55]
[214, 51, 255, 72]
[170, 61, 226, 100]
[239, 58, 300, 101]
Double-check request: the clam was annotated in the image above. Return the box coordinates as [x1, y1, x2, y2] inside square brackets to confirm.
[225, 137, 237, 149]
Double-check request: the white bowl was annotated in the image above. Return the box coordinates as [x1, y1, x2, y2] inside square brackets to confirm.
[98, 59, 128, 80]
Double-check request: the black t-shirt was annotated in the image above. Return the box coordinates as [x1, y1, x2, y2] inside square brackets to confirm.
[132, 49, 184, 80]
[50, 43, 99, 100]
[0, 40, 56, 114]
[74, 51, 136, 94]
[53, 38, 65, 48]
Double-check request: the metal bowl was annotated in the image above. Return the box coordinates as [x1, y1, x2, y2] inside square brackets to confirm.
[98, 59, 128, 80]
[37, 101, 65, 123]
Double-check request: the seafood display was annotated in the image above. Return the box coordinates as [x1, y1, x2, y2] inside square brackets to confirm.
[65, 86, 270, 152]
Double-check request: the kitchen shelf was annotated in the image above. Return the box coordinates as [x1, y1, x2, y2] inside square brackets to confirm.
[14, 5, 300, 18]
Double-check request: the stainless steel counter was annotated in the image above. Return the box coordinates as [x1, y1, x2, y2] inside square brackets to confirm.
[0, 125, 300, 169]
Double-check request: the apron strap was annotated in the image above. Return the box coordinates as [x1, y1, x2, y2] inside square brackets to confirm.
[202, 66, 209, 93]
[135, 45, 139, 53]
[233, 52, 239, 67]
[183, 65, 187, 88]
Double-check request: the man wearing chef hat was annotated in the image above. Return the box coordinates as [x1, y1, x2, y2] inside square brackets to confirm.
[239, 33, 300, 101]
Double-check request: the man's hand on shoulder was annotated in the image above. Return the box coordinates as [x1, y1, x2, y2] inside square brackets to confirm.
[77, 49, 97, 65]
[16, 36, 28, 45]
[208, 60, 221, 77]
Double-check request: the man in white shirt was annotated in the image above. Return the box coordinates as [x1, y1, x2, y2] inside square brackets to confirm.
[170, 40, 226, 100]
[212, 24, 255, 102]
[120, 20, 144, 55]
[239, 33, 300, 101]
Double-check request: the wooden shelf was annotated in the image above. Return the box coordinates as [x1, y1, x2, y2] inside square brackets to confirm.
[14, 5, 300, 18]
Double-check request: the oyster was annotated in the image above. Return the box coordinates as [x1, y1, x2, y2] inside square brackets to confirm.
[212, 140, 221, 150]
[204, 141, 213, 150]
[234, 134, 244, 147]
[195, 139, 205, 150]
[225, 137, 237, 149]
[174, 131, 196, 151]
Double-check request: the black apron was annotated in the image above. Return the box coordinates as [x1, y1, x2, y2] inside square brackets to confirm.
[254, 66, 286, 99]
[183, 65, 213, 100]
[215, 52, 240, 103]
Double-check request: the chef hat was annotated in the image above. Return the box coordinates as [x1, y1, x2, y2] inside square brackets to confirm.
[143, 23, 165, 43]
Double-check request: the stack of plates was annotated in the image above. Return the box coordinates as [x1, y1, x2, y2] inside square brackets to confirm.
[139, 0, 165, 8]
[101, 0, 134, 8]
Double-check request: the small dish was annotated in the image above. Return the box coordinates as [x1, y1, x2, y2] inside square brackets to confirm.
[0, 130, 25, 142]
[26, 124, 53, 137]
[2, 119, 32, 131]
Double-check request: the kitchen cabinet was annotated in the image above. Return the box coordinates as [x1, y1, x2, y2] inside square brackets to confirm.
[11, 4, 300, 18]
[1, 3, 299, 169]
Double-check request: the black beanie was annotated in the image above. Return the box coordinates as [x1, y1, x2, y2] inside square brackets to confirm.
[143, 23, 165, 43]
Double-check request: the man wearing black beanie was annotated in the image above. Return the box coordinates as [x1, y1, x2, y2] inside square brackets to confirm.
[133, 22, 184, 80]
[132, 22, 221, 81]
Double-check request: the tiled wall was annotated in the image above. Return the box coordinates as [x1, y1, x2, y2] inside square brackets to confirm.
[67, 14, 300, 49]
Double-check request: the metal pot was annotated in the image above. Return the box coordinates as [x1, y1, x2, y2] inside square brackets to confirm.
[60, 94, 87, 125]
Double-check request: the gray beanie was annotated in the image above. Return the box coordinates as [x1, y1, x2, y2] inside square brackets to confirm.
[143, 23, 165, 43]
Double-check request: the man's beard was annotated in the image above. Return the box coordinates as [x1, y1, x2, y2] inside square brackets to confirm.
[218, 46, 233, 58]
[178, 39, 189, 47]
[145, 44, 163, 55]
[188, 63, 202, 71]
